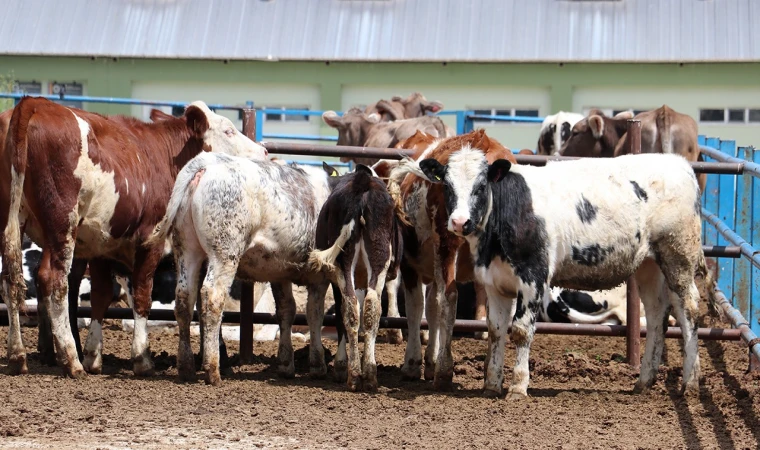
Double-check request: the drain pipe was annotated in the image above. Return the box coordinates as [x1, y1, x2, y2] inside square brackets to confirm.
[713, 287, 760, 371]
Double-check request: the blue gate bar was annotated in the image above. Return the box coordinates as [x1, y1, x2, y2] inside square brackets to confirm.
[703, 138, 721, 261]
[0, 92, 249, 112]
[701, 207, 760, 271]
[701, 144, 760, 178]
[734, 146, 753, 326]
[716, 139, 738, 301]
[752, 148, 760, 337]
[262, 133, 338, 142]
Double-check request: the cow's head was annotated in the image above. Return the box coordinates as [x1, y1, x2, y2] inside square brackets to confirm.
[322, 161, 375, 191]
[537, 111, 584, 156]
[560, 112, 631, 158]
[322, 108, 380, 149]
[392, 92, 444, 118]
[184, 101, 268, 160]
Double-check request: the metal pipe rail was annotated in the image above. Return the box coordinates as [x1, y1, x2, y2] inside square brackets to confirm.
[713, 288, 760, 366]
[0, 304, 742, 341]
[700, 145, 760, 178]
[701, 207, 760, 270]
[263, 142, 745, 174]
[0, 92, 249, 112]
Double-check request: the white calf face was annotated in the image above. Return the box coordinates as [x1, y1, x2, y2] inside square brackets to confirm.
[185, 101, 268, 160]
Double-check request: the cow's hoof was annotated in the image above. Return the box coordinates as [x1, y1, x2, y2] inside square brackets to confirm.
[205, 372, 223, 387]
[133, 356, 155, 377]
[505, 391, 528, 401]
[347, 373, 362, 392]
[632, 380, 652, 395]
[482, 388, 502, 398]
[400, 359, 422, 381]
[384, 329, 404, 345]
[679, 381, 700, 397]
[433, 375, 454, 392]
[83, 354, 102, 375]
[178, 370, 198, 383]
[84, 365, 102, 375]
[278, 364, 295, 379]
[310, 364, 328, 379]
[423, 364, 436, 381]
[39, 350, 57, 367]
[363, 378, 378, 393]
[8, 356, 28, 375]
[67, 367, 87, 380]
[473, 331, 489, 341]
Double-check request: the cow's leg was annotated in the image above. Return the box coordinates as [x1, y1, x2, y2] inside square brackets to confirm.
[306, 281, 330, 378]
[36, 274, 56, 366]
[506, 283, 542, 400]
[400, 263, 424, 380]
[36, 229, 84, 378]
[671, 281, 701, 396]
[424, 281, 441, 381]
[67, 258, 88, 361]
[483, 285, 513, 397]
[420, 284, 430, 345]
[82, 260, 114, 374]
[332, 282, 348, 383]
[173, 238, 204, 383]
[382, 272, 403, 345]
[272, 281, 297, 379]
[633, 261, 670, 394]
[473, 281, 489, 340]
[432, 242, 459, 391]
[2, 218, 29, 375]
[128, 245, 164, 376]
[361, 241, 392, 392]
[339, 262, 361, 391]
[199, 256, 237, 386]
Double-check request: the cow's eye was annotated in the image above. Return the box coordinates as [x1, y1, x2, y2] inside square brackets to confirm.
[224, 128, 235, 137]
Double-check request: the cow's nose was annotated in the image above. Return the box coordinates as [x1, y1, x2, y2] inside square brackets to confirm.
[451, 217, 470, 234]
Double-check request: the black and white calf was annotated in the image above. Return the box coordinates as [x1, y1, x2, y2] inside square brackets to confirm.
[417, 151, 707, 399]
[308, 163, 403, 391]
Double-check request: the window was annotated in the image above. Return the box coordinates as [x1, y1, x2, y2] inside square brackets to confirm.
[260, 105, 310, 123]
[50, 82, 83, 109]
[700, 108, 760, 124]
[470, 107, 540, 124]
[171, 106, 185, 117]
[12, 80, 41, 94]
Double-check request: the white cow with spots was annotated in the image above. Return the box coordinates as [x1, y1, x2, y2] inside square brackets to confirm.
[414, 151, 711, 399]
[536, 111, 584, 156]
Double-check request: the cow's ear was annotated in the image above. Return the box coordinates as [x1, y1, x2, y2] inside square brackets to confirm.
[487, 159, 512, 183]
[419, 158, 446, 183]
[355, 164, 374, 176]
[423, 100, 444, 114]
[375, 100, 402, 120]
[322, 161, 340, 177]
[185, 104, 210, 138]
[613, 110, 634, 120]
[322, 111, 343, 129]
[589, 115, 605, 139]
[366, 113, 381, 124]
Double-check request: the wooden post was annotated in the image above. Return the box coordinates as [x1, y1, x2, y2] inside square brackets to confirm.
[239, 108, 257, 363]
[626, 119, 642, 370]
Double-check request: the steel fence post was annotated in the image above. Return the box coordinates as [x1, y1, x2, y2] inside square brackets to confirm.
[626, 119, 641, 370]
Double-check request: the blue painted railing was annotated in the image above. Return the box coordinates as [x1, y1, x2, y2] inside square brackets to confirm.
[0, 92, 757, 345]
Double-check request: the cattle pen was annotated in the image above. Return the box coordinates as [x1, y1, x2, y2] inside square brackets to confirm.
[1, 92, 759, 375]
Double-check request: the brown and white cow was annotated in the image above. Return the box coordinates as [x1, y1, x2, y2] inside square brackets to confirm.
[560, 105, 706, 191]
[308, 163, 403, 391]
[388, 129, 516, 390]
[322, 108, 453, 166]
[364, 92, 444, 122]
[0, 97, 267, 378]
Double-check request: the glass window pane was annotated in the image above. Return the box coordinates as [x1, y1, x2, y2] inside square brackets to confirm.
[700, 109, 725, 122]
[633, 110, 647, 115]
[728, 109, 745, 123]
[748, 109, 760, 123]
[494, 109, 513, 116]
[472, 109, 492, 122]
[515, 109, 539, 117]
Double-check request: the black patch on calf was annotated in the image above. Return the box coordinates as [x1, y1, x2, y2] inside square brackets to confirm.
[546, 300, 571, 323]
[630, 181, 648, 202]
[514, 291, 526, 319]
[635, 230, 641, 242]
[560, 121, 571, 144]
[571, 244, 611, 266]
[559, 290, 607, 314]
[575, 195, 597, 224]
[476, 171, 549, 300]
[540, 124, 556, 153]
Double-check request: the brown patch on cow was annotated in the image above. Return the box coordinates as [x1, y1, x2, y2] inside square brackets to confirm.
[184, 104, 210, 139]
[518, 149, 534, 155]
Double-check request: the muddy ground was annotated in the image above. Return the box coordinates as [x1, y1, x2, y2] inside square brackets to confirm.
[1, 312, 760, 449]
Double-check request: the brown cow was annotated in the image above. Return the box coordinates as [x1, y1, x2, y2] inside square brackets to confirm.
[0, 97, 267, 378]
[322, 108, 452, 166]
[560, 105, 706, 191]
[388, 129, 516, 390]
[364, 92, 444, 122]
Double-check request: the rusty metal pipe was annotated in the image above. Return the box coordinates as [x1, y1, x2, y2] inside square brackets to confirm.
[625, 119, 642, 369]
[239, 109, 257, 363]
[0, 305, 742, 341]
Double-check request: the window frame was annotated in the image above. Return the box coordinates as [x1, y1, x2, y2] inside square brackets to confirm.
[699, 107, 760, 125]
[468, 107, 541, 125]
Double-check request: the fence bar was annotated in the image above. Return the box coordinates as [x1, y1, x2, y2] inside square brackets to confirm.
[262, 133, 338, 142]
[701, 145, 760, 178]
[713, 288, 760, 371]
[239, 111, 257, 363]
[752, 148, 760, 342]
[702, 245, 741, 257]
[626, 119, 642, 370]
[701, 207, 760, 270]
[717, 140, 738, 302]
[0, 92, 247, 112]
[734, 146, 753, 336]
[0, 305, 742, 341]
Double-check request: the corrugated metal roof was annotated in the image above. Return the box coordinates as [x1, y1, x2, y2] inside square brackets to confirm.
[0, 0, 758, 62]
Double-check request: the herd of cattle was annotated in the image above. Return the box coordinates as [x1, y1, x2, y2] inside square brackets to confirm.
[0, 92, 714, 398]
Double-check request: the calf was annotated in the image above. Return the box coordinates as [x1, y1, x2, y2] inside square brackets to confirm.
[560, 105, 706, 191]
[364, 92, 444, 122]
[388, 129, 516, 390]
[322, 108, 452, 166]
[1, 97, 267, 378]
[416, 151, 711, 398]
[308, 163, 403, 391]
[536, 111, 584, 156]
[146, 153, 332, 386]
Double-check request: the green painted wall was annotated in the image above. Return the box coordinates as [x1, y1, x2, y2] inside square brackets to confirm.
[2, 56, 759, 147]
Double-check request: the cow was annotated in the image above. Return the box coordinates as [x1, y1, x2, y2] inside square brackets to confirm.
[364, 92, 444, 122]
[307, 163, 403, 391]
[386, 129, 517, 390]
[560, 105, 706, 192]
[0, 96, 268, 378]
[536, 111, 584, 156]
[412, 150, 712, 399]
[146, 152, 333, 386]
[322, 108, 452, 166]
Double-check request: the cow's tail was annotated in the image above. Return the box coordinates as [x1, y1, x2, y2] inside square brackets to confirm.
[386, 155, 432, 226]
[656, 106, 673, 154]
[3, 102, 34, 313]
[145, 154, 214, 248]
[307, 219, 355, 275]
